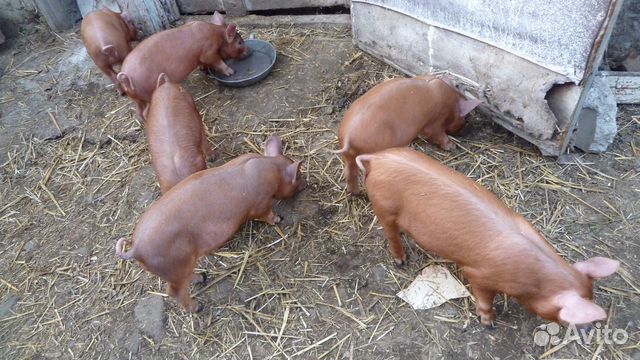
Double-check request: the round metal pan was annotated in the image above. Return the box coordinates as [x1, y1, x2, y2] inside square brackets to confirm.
[208, 38, 277, 87]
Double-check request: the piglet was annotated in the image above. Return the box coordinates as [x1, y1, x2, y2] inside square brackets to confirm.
[356, 147, 619, 326]
[81, 8, 137, 94]
[115, 136, 303, 312]
[334, 75, 481, 193]
[145, 73, 213, 193]
[117, 11, 250, 118]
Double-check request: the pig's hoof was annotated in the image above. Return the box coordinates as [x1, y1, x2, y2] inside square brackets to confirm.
[480, 316, 495, 328]
[270, 215, 282, 225]
[186, 301, 203, 313]
[266, 212, 281, 225]
[483, 321, 496, 330]
[443, 142, 456, 151]
[393, 254, 408, 266]
[206, 148, 217, 162]
[346, 186, 360, 195]
[191, 272, 207, 285]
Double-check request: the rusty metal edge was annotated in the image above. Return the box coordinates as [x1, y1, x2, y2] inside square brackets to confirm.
[558, 0, 625, 155]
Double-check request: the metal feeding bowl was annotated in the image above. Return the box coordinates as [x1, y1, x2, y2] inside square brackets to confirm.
[208, 36, 277, 87]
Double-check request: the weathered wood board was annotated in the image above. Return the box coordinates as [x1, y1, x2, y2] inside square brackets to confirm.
[76, 0, 179, 36]
[176, 0, 350, 14]
[34, 0, 82, 32]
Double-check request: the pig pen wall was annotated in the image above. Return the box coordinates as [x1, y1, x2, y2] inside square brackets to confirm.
[607, 0, 640, 71]
[0, 0, 38, 39]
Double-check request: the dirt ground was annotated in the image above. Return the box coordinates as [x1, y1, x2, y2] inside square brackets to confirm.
[0, 17, 639, 360]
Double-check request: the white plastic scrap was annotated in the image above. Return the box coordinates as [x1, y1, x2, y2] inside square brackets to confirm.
[396, 265, 471, 310]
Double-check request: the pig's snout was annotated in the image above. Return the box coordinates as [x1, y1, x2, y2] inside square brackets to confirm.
[240, 45, 252, 59]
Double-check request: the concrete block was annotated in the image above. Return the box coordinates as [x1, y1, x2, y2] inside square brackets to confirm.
[572, 76, 618, 153]
[34, 0, 81, 32]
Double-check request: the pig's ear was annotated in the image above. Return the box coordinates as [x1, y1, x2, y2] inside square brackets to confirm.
[285, 161, 303, 184]
[458, 98, 481, 117]
[225, 24, 237, 43]
[556, 292, 607, 325]
[439, 76, 454, 88]
[121, 11, 131, 23]
[156, 73, 168, 89]
[573, 257, 620, 279]
[264, 135, 283, 156]
[211, 11, 225, 26]
[116, 72, 134, 91]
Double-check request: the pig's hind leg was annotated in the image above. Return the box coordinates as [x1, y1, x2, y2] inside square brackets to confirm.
[98, 63, 125, 95]
[164, 257, 202, 312]
[379, 217, 407, 265]
[343, 156, 360, 194]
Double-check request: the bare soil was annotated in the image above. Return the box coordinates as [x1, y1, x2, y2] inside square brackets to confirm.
[0, 19, 638, 360]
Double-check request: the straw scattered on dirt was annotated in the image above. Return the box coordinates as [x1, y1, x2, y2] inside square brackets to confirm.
[0, 18, 639, 360]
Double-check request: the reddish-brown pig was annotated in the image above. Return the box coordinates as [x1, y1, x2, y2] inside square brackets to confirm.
[81, 8, 137, 94]
[356, 147, 619, 326]
[334, 75, 481, 193]
[115, 136, 303, 312]
[145, 73, 213, 193]
[117, 11, 250, 118]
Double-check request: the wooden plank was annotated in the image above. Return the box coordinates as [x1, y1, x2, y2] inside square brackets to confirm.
[177, 0, 224, 13]
[224, 0, 247, 16]
[244, 0, 350, 11]
[600, 71, 640, 104]
[77, 0, 179, 36]
[34, 0, 82, 32]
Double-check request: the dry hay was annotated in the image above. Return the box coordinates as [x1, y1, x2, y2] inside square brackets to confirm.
[0, 19, 639, 360]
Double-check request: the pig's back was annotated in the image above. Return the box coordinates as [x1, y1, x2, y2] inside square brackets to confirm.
[365, 148, 537, 264]
[342, 78, 454, 154]
[120, 22, 211, 100]
[81, 11, 125, 50]
[146, 83, 205, 189]
[136, 157, 273, 240]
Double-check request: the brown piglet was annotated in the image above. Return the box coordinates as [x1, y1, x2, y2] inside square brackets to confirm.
[356, 147, 619, 326]
[115, 136, 303, 312]
[117, 11, 249, 118]
[145, 73, 212, 194]
[334, 75, 481, 193]
[81, 8, 137, 94]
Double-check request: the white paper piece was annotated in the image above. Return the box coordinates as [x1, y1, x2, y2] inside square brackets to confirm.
[397, 265, 471, 310]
